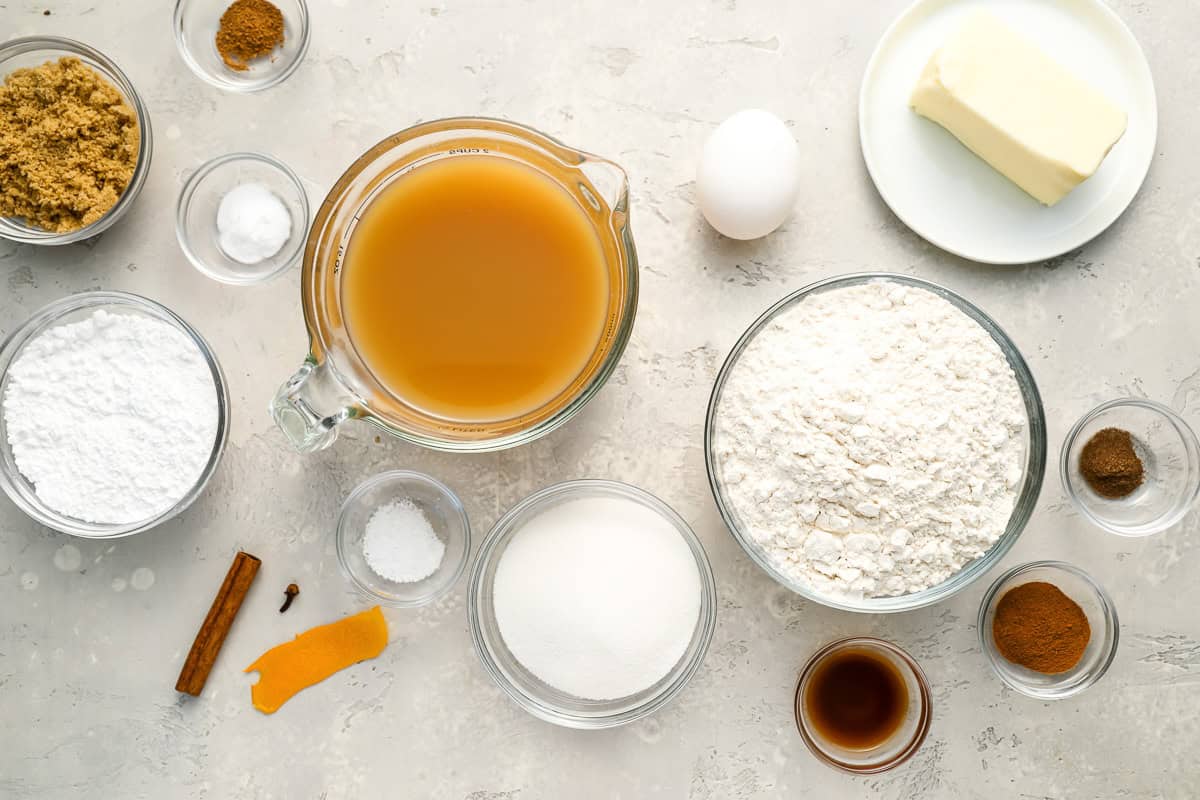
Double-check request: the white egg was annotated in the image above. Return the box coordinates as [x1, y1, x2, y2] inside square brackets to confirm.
[697, 109, 801, 240]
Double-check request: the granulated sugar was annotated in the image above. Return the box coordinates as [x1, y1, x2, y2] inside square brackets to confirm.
[492, 494, 701, 700]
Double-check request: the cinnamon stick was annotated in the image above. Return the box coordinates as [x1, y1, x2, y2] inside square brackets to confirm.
[175, 551, 261, 696]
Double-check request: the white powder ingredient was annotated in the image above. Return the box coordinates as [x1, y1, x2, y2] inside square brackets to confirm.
[362, 499, 445, 583]
[2, 309, 219, 525]
[216, 182, 292, 265]
[493, 495, 702, 700]
[713, 282, 1026, 599]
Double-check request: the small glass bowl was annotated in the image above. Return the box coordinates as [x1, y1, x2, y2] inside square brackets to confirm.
[174, 0, 310, 92]
[335, 471, 471, 607]
[0, 37, 153, 245]
[0, 292, 229, 538]
[176, 152, 310, 285]
[1061, 399, 1200, 537]
[794, 637, 932, 774]
[706, 272, 1047, 613]
[978, 561, 1119, 699]
[468, 480, 717, 729]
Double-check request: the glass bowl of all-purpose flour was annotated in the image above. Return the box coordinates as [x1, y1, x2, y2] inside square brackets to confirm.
[705, 273, 1046, 613]
[0, 292, 229, 538]
[468, 480, 717, 728]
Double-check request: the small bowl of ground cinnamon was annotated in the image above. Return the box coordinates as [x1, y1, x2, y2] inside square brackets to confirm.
[1061, 398, 1200, 537]
[174, 0, 310, 92]
[978, 561, 1118, 699]
[0, 37, 152, 244]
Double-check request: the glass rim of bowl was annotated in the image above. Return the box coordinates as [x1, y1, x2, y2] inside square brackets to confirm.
[172, 0, 312, 93]
[0, 291, 230, 538]
[793, 636, 933, 774]
[0, 36, 154, 245]
[334, 469, 472, 607]
[704, 271, 1047, 613]
[1059, 397, 1200, 537]
[467, 479, 718, 729]
[976, 560, 1120, 699]
[175, 151, 311, 285]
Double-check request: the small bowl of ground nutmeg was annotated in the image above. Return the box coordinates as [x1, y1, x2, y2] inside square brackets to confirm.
[174, 0, 310, 92]
[1061, 399, 1200, 537]
[978, 561, 1118, 699]
[0, 37, 152, 245]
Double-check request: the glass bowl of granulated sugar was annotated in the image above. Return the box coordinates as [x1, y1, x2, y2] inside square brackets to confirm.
[0, 292, 230, 538]
[705, 273, 1047, 613]
[335, 470, 471, 607]
[468, 480, 717, 729]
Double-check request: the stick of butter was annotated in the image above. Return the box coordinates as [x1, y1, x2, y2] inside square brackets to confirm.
[910, 11, 1127, 206]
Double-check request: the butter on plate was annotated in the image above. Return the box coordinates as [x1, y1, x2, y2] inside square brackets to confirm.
[910, 11, 1127, 206]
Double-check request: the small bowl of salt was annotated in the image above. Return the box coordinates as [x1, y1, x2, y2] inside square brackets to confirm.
[176, 151, 309, 285]
[335, 470, 471, 607]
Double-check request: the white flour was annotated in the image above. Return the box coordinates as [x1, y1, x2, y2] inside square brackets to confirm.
[493, 495, 701, 700]
[713, 282, 1026, 599]
[2, 309, 219, 524]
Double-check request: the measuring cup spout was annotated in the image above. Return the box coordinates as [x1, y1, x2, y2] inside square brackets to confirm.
[271, 359, 358, 452]
[579, 157, 630, 214]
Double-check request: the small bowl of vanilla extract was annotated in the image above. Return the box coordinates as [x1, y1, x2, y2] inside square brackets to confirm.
[794, 637, 932, 774]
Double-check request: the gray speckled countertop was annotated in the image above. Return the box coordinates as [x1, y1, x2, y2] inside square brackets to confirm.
[3, 1, 1199, 798]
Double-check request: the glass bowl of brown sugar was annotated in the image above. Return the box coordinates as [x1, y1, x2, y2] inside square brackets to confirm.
[1061, 399, 1200, 537]
[174, 0, 310, 92]
[978, 561, 1119, 700]
[0, 37, 153, 245]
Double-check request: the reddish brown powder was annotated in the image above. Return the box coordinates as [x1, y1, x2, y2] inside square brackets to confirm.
[992, 581, 1090, 674]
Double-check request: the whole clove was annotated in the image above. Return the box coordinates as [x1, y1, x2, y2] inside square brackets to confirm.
[280, 583, 300, 613]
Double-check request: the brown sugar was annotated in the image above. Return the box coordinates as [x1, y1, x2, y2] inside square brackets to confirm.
[0, 57, 139, 232]
[216, 0, 286, 72]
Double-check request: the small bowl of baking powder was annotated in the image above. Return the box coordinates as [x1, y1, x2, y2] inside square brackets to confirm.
[176, 152, 309, 285]
[0, 292, 229, 538]
[335, 471, 471, 607]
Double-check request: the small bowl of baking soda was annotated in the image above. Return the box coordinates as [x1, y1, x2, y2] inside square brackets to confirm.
[176, 152, 309, 285]
[335, 471, 471, 607]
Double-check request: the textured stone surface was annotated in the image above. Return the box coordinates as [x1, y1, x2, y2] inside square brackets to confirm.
[2, 1, 1199, 797]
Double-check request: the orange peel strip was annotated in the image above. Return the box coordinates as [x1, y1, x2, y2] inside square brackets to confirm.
[245, 605, 388, 714]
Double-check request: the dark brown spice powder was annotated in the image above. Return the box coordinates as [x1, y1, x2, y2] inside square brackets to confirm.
[1080, 427, 1144, 499]
[215, 0, 285, 72]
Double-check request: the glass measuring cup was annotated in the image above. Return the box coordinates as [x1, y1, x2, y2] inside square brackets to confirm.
[272, 118, 638, 452]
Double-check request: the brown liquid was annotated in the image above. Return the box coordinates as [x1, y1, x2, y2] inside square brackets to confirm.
[341, 155, 609, 422]
[803, 648, 908, 750]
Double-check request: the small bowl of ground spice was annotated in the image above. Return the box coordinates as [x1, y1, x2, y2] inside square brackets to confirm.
[174, 0, 310, 92]
[978, 561, 1118, 699]
[0, 37, 152, 244]
[1061, 399, 1200, 537]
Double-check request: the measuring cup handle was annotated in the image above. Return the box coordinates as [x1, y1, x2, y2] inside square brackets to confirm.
[271, 359, 358, 452]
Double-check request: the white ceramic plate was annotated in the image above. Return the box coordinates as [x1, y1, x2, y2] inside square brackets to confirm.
[859, 0, 1157, 265]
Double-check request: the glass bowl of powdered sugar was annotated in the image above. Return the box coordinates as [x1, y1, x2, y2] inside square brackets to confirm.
[0, 292, 229, 538]
[705, 273, 1047, 614]
[335, 470, 471, 607]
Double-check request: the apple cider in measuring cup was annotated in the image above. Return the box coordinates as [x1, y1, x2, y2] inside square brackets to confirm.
[341, 155, 610, 423]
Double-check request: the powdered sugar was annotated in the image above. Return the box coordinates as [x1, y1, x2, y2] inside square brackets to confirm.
[362, 499, 445, 583]
[2, 309, 219, 524]
[713, 281, 1026, 599]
